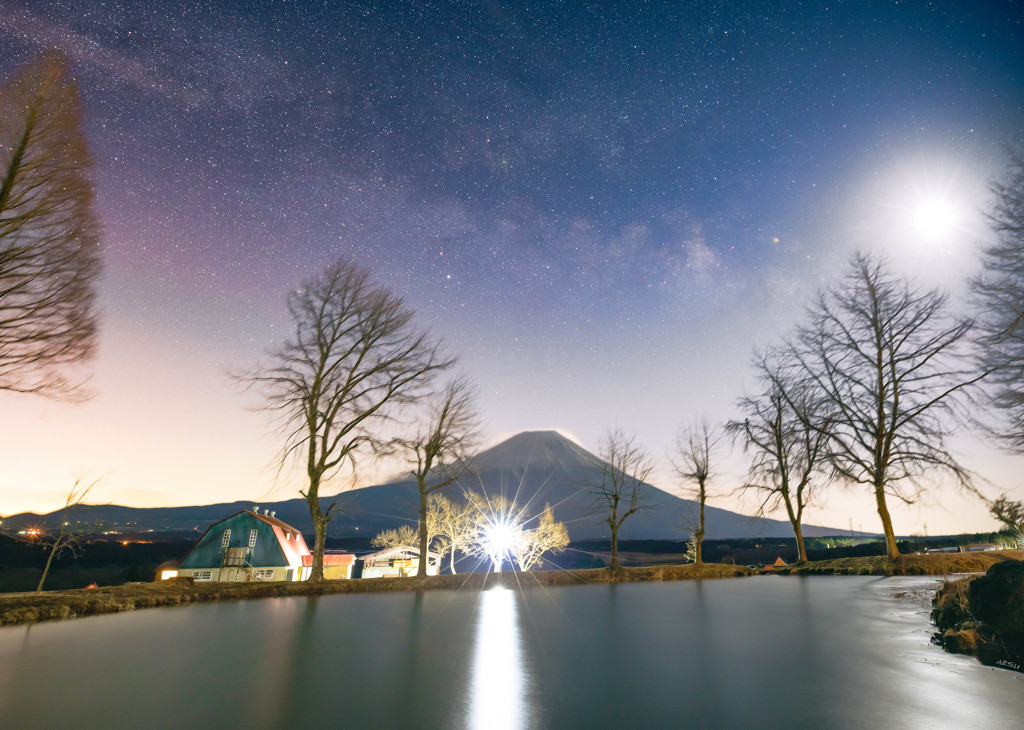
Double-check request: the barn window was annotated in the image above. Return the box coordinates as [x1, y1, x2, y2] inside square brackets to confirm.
[221, 529, 231, 547]
[249, 529, 258, 548]
[253, 569, 274, 581]
[193, 570, 213, 581]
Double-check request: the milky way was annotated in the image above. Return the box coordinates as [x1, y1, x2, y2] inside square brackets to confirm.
[2, 0, 1023, 533]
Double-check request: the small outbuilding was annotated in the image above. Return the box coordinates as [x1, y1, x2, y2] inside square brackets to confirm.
[162, 507, 315, 582]
[359, 545, 440, 578]
[303, 551, 356, 580]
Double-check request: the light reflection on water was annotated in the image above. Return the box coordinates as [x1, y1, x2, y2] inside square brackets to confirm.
[1, 576, 1023, 729]
[469, 586, 527, 730]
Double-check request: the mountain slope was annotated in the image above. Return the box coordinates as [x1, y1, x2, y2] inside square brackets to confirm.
[407, 430, 851, 540]
[4, 431, 862, 540]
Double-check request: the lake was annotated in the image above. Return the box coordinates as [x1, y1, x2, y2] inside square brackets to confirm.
[1, 576, 1022, 728]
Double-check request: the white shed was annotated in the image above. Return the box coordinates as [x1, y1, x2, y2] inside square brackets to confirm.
[360, 545, 440, 578]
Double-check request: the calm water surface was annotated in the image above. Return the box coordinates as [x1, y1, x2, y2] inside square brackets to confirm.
[1, 576, 1022, 729]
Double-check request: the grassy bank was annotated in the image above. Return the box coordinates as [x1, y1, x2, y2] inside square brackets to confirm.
[774, 549, 1024, 576]
[0, 562, 753, 627]
[931, 560, 1024, 671]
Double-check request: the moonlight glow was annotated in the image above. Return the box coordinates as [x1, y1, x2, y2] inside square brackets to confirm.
[910, 195, 959, 241]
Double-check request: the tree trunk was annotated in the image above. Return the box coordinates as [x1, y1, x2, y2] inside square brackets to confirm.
[695, 488, 706, 565]
[36, 539, 60, 592]
[450, 545, 457, 574]
[874, 483, 900, 559]
[609, 524, 619, 570]
[307, 491, 327, 581]
[416, 489, 429, 578]
[783, 493, 807, 563]
[793, 521, 807, 563]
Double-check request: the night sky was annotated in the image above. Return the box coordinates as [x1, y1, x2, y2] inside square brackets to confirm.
[2, 0, 1023, 534]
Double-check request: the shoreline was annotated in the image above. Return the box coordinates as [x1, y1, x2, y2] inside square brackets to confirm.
[774, 549, 1024, 576]
[3, 551, 1021, 629]
[0, 563, 752, 627]
[931, 560, 1024, 672]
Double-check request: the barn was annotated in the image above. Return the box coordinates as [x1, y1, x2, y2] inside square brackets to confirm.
[161, 507, 327, 582]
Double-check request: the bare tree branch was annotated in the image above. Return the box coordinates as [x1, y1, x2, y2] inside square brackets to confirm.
[590, 428, 653, 571]
[246, 258, 453, 581]
[0, 54, 101, 400]
[989, 494, 1024, 547]
[789, 252, 980, 558]
[391, 375, 482, 577]
[671, 418, 720, 565]
[971, 146, 1024, 451]
[3, 477, 99, 592]
[512, 504, 569, 571]
[427, 491, 481, 574]
[371, 525, 418, 551]
[727, 352, 831, 562]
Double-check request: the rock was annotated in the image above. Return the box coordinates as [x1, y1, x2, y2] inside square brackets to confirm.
[969, 559, 1024, 665]
[942, 627, 978, 654]
[930, 577, 973, 630]
[969, 560, 1024, 633]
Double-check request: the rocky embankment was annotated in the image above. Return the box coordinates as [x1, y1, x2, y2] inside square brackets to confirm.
[932, 560, 1024, 672]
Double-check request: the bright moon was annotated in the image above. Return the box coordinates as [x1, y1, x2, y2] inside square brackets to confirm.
[910, 196, 957, 240]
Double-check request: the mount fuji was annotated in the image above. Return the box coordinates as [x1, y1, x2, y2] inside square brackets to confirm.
[4, 431, 858, 540]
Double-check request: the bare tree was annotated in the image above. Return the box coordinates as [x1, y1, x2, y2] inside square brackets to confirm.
[513, 504, 569, 572]
[34, 478, 95, 592]
[591, 429, 653, 571]
[989, 494, 1024, 547]
[423, 505, 452, 569]
[394, 376, 481, 577]
[791, 253, 981, 559]
[971, 148, 1024, 451]
[371, 525, 418, 550]
[671, 419, 720, 565]
[249, 258, 452, 581]
[1, 54, 101, 399]
[428, 491, 480, 574]
[727, 355, 831, 563]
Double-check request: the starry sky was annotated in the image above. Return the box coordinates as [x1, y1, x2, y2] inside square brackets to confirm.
[2, 0, 1023, 535]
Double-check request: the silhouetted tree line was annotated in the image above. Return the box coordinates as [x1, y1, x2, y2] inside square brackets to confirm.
[0, 534, 195, 592]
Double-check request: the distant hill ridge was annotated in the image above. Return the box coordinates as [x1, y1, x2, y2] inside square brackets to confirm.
[4, 430, 866, 540]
